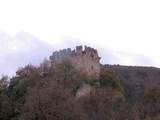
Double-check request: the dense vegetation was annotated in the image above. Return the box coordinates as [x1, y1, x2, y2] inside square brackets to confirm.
[0, 60, 160, 120]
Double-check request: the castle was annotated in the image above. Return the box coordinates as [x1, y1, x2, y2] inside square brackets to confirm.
[50, 46, 101, 78]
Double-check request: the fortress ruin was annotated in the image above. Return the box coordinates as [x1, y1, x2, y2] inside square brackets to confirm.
[50, 46, 101, 78]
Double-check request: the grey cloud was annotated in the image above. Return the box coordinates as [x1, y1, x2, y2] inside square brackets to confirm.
[0, 32, 54, 76]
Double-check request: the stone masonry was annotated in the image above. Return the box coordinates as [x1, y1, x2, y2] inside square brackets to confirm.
[50, 46, 101, 78]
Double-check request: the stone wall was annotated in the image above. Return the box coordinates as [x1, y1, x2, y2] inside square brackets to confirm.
[50, 46, 101, 78]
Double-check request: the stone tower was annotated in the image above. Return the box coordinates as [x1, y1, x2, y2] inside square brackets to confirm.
[50, 46, 101, 78]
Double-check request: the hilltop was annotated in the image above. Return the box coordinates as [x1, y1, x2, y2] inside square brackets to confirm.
[103, 64, 160, 100]
[0, 46, 160, 120]
[49, 46, 160, 100]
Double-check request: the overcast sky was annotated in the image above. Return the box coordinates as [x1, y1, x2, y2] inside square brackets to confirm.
[0, 0, 160, 76]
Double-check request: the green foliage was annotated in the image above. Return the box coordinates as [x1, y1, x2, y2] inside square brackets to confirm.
[144, 114, 160, 120]
[144, 115, 151, 120]
[99, 72, 121, 89]
[153, 114, 160, 120]
[8, 77, 27, 100]
[1, 57, 160, 120]
[144, 88, 160, 103]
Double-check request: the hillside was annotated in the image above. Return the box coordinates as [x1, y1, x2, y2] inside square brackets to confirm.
[0, 46, 160, 120]
[103, 65, 160, 100]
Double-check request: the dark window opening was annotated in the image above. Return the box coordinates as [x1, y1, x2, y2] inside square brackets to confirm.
[82, 51, 86, 54]
[91, 65, 94, 70]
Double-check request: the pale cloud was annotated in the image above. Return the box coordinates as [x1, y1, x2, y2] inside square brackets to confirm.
[114, 51, 155, 66]
[0, 33, 157, 76]
[55, 36, 156, 66]
[0, 32, 53, 76]
[0, 0, 159, 75]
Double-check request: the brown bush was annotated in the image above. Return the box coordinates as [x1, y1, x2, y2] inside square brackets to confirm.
[19, 81, 88, 120]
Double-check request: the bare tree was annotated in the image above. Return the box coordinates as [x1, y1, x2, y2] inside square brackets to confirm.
[19, 81, 88, 120]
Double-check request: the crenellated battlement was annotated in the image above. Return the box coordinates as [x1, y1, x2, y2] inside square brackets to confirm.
[50, 46, 101, 78]
[50, 46, 100, 62]
[50, 48, 73, 60]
